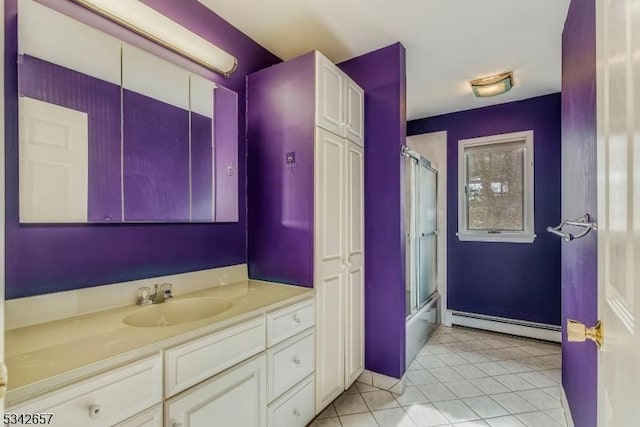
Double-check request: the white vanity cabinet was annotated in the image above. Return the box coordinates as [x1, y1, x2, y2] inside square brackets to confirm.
[7, 297, 315, 427]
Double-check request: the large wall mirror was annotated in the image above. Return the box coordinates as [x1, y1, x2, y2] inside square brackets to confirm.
[17, 0, 239, 223]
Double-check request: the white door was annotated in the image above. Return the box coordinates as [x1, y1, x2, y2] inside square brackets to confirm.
[314, 127, 347, 412]
[165, 355, 267, 427]
[596, 0, 640, 425]
[345, 78, 364, 147]
[315, 53, 345, 137]
[19, 97, 88, 223]
[344, 141, 364, 387]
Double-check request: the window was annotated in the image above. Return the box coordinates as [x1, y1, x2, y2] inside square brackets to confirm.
[457, 130, 535, 243]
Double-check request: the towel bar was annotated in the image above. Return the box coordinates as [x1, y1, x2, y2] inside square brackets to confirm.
[547, 214, 597, 242]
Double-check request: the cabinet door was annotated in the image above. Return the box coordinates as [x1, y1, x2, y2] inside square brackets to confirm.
[344, 142, 365, 386]
[314, 128, 347, 413]
[345, 77, 365, 147]
[165, 355, 267, 427]
[315, 53, 345, 137]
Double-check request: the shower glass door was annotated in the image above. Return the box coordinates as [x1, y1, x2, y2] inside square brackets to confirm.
[418, 162, 437, 305]
[405, 152, 438, 316]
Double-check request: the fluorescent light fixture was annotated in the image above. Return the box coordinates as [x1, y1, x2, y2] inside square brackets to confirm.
[71, 0, 238, 77]
[470, 72, 513, 97]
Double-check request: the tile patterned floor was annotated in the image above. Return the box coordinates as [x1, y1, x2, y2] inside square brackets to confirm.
[309, 325, 564, 427]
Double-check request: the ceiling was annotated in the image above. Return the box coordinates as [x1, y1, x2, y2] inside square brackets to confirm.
[197, 0, 571, 120]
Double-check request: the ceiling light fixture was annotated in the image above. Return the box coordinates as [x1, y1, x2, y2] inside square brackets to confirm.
[470, 72, 513, 97]
[71, 0, 238, 77]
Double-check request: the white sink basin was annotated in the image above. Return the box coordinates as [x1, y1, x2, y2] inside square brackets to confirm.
[123, 298, 233, 327]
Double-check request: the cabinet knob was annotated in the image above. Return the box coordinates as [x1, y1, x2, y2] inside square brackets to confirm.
[88, 404, 102, 419]
[292, 356, 301, 366]
[293, 408, 301, 417]
[292, 314, 301, 325]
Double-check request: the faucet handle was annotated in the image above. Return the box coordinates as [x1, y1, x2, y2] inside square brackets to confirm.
[137, 287, 152, 306]
[159, 283, 174, 299]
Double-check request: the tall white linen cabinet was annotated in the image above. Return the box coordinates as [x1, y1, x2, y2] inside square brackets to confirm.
[248, 50, 365, 415]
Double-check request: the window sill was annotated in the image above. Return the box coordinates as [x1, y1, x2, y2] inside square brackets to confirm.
[456, 233, 537, 244]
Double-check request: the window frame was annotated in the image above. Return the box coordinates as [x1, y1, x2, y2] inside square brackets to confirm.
[457, 130, 536, 243]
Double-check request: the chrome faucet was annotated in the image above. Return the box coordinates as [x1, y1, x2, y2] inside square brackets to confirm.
[136, 283, 173, 306]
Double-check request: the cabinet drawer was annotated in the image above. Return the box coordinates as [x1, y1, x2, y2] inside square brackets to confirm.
[165, 316, 266, 397]
[114, 404, 162, 427]
[10, 354, 162, 427]
[266, 299, 314, 347]
[267, 375, 314, 427]
[267, 329, 315, 402]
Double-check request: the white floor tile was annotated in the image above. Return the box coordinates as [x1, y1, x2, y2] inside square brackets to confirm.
[418, 383, 458, 402]
[475, 362, 510, 376]
[362, 390, 401, 411]
[425, 344, 455, 355]
[493, 374, 536, 392]
[516, 372, 557, 388]
[334, 393, 370, 415]
[497, 360, 531, 374]
[537, 354, 562, 369]
[318, 404, 338, 419]
[454, 421, 489, 427]
[462, 396, 509, 419]
[484, 415, 527, 427]
[433, 399, 481, 423]
[458, 351, 491, 364]
[455, 364, 488, 380]
[439, 353, 470, 366]
[428, 367, 464, 382]
[418, 355, 449, 369]
[544, 408, 567, 426]
[408, 369, 441, 385]
[340, 412, 380, 427]
[515, 389, 561, 410]
[357, 382, 382, 393]
[372, 408, 418, 427]
[489, 392, 538, 414]
[394, 386, 430, 406]
[519, 357, 553, 371]
[405, 403, 451, 427]
[539, 386, 563, 401]
[446, 342, 474, 353]
[515, 411, 562, 427]
[310, 417, 343, 427]
[469, 378, 510, 395]
[442, 380, 485, 399]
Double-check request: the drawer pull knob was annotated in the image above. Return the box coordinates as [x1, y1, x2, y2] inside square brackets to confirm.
[293, 409, 301, 417]
[292, 314, 301, 324]
[88, 404, 102, 419]
[293, 356, 301, 366]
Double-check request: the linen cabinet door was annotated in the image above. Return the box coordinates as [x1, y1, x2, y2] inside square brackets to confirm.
[344, 141, 365, 387]
[314, 128, 347, 413]
[315, 53, 345, 137]
[122, 44, 190, 222]
[345, 77, 364, 147]
[165, 355, 267, 427]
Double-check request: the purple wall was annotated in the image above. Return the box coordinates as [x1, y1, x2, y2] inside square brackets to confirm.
[339, 43, 408, 379]
[123, 90, 190, 222]
[5, 0, 281, 298]
[18, 55, 122, 222]
[247, 52, 316, 287]
[561, 1, 597, 425]
[408, 94, 562, 326]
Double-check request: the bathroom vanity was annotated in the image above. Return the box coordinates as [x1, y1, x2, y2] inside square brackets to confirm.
[6, 279, 315, 427]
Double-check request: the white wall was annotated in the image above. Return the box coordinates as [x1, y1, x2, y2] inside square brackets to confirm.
[406, 131, 448, 325]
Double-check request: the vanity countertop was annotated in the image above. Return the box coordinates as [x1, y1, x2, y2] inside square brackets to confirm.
[6, 280, 313, 406]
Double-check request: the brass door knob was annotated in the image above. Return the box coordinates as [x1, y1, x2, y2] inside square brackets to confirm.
[567, 319, 604, 349]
